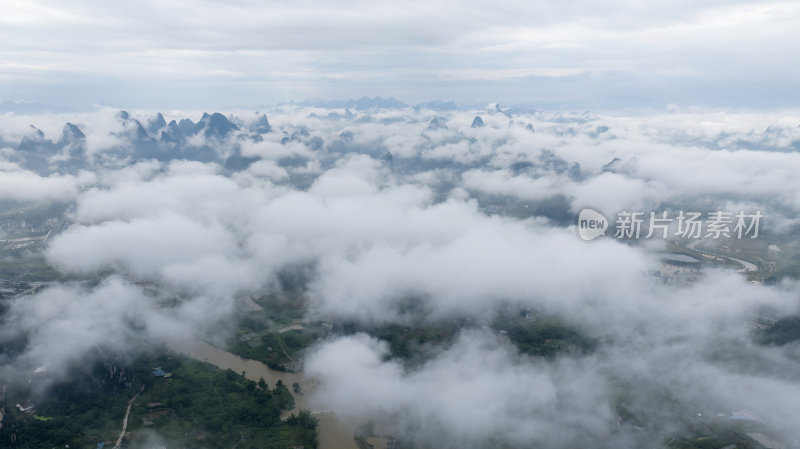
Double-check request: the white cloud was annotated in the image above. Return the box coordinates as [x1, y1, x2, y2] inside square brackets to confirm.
[0, 167, 94, 201]
[3, 106, 800, 447]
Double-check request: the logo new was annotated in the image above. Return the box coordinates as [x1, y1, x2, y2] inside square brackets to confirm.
[578, 209, 608, 241]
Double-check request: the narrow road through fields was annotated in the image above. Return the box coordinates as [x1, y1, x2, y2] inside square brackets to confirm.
[113, 385, 145, 449]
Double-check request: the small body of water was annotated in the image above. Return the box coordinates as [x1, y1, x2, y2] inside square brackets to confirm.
[166, 339, 358, 449]
[666, 249, 759, 273]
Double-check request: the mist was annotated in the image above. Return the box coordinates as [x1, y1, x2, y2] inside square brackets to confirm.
[1, 105, 800, 448]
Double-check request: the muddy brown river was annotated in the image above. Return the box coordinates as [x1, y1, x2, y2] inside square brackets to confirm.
[167, 339, 358, 449]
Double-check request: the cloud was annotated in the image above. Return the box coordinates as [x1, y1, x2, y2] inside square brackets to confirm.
[308, 217, 653, 321]
[2, 278, 164, 384]
[48, 212, 237, 277]
[306, 331, 620, 448]
[3, 106, 800, 447]
[305, 270, 800, 448]
[307, 317, 800, 449]
[2, 1, 800, 107]
[0, 165, 94, 201]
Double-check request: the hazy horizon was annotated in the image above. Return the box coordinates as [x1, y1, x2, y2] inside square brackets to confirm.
[3, 2, 800, 449]
[3, 1, 800, 109]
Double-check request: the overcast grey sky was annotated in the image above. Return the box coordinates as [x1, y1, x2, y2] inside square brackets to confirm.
[1, 0, 799, 109]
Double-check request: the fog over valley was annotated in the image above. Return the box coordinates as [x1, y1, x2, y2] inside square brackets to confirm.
[0, 104, 799, 448]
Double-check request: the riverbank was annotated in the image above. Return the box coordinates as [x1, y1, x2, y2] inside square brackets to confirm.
[166, 338, 358, 449]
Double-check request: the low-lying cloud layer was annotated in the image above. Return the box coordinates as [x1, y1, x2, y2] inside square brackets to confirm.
[2, 105, 800, 447]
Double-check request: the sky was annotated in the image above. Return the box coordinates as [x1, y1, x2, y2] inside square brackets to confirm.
[3, 3, 800, 447]
[2, 0, 800, 109]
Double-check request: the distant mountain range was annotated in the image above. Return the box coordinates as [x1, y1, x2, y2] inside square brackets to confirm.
[296, 96, 464, 111]
[2, 110, 274, 174]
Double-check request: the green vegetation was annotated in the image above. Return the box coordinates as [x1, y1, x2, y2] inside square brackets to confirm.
[0, 253, 67, 287]
[248, 292, 308, 328]
[1, 359, 141, 448]
[227, 292, 328, 370]
[230, 326, 327, 371]
[230, 331, 296, 371]
[330, 318, 459, 365]
[505, 321, 594, 357]
[494, 311, 595, 358]
[756, 316, 800, 346]
[333, 309, 596, 364]
[762, 238, 800, 280]
[0, 201, 74, 295]
[0, 349, 317, 449]
[369, 323, 455, 360]
[667, 421, 768, 449]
